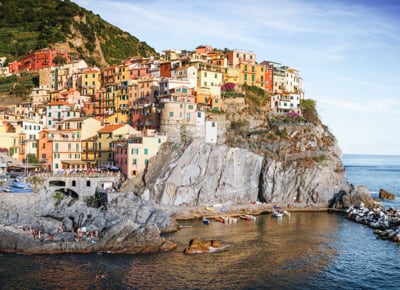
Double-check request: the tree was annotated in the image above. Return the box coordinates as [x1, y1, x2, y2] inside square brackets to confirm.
[300, 99, 320, 125]
[27, 153, 39, 164]
[53, 55, 67, 65]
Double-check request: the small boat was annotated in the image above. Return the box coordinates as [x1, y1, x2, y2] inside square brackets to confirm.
[272, 211, 283, 218]
[6, 186, 33, 193]
[202, 217, 210, 225]
[215, 217, 225, 223]
[11, 181, 32, 188]
[222, 216, 238, 224]
[283, 210, 291, 217]
[240, 215, 257, 221]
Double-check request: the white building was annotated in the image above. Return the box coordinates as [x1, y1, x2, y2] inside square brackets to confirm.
[271, 93, 302, 114]
[205, 120, 217, 144]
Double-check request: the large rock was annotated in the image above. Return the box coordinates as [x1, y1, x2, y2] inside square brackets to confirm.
[259, 151, 349, 205]
[328, 185, 375, 209]
[0, 190, 178, 254]
[143, 139, 263, 206]
[379, 189, 395, 200]
[142, 125, 349, 207]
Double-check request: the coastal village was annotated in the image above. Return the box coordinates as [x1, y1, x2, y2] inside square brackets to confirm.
[0, 45, 304, 178]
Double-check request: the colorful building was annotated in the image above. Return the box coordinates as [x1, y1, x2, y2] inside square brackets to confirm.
[271, 93, 302, 114]
[8, 48, 70, 74]
[115, 130, 167, 178]
[97, 123, 139, 167]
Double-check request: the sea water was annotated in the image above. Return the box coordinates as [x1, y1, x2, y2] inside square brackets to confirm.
[344, 154, 400, 208]
[0, 154, 400, 289]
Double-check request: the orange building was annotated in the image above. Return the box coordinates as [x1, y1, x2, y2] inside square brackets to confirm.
[38, 130, 54, 172]
[159, 62, 172, 78]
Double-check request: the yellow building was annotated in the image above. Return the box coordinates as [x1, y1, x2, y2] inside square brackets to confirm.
[81, 67, 102, 96]
[192, 62, 223, 98]
[238, 63, 266, 89]
[222, 67, 240, 85]
[97, 123, 139, 167]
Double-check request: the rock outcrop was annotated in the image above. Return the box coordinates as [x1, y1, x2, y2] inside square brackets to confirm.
[139, 122, 350, 208]
[0, 190, 178, 254]
[379, 189, 396, 200]
[183, 238, 222, 254]
[142, 139, 263, 206]
[328, 185, 375, 209]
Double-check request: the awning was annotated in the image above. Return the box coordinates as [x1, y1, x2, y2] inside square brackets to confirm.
[61, 160, 89, 165]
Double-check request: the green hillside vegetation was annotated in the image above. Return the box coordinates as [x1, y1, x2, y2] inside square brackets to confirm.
[0, 0, 157, 66]
[0, 73, 38, 102]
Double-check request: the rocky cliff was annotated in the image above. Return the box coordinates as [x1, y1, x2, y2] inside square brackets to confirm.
[136, 106, 351, 208]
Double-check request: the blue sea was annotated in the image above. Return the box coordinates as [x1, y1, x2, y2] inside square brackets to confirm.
[0, 154, 400, 289]
[344, 154, 400, 208]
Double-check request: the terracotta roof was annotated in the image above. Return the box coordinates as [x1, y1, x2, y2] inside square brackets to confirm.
[97, 124, 125, 133]
[48, 101, 70, 106]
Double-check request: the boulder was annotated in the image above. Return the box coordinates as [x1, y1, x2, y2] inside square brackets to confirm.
[183, 238, 222, 254]
[379, 189, 396, 200]
[328, 185, 375, 209]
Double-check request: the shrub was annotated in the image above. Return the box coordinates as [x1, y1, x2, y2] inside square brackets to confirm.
[300, 99, 320, 124]
[53, 191, 65, 206]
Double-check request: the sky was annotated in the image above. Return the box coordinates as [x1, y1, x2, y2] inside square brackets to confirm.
[74, 0, 400, 155]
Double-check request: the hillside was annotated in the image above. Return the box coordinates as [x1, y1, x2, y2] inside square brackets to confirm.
[0, 0, 157, 67]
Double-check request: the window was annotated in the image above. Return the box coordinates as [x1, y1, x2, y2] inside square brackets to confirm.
[68, 143, 71, 152]
[133, 159, 137, 165]
[55, 143, 59, 152]
[144, 148, 148, 155]
[158, 138, 161, 143]
[212, 122, 216, 127]
[204, 72, 207, 77]
[86, 180, 91, 187]
[72, 180, 76, 186]
[186, 113, 190, 120]
[188, 105, 194, 110]
[169, 112, 174, 117]
[215, 99, 218, 104]
[55, 163, 59, 169]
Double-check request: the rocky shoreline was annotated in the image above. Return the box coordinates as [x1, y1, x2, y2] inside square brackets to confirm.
[0, 180, 389, 255]
[345, 202, 400, 243]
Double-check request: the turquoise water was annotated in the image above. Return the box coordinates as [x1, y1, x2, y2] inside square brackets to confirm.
[0, 154, 400, 289]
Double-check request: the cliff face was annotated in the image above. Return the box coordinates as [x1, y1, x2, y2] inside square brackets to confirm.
[140, 120, 350, 207]
[143, 140, 263, 206]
